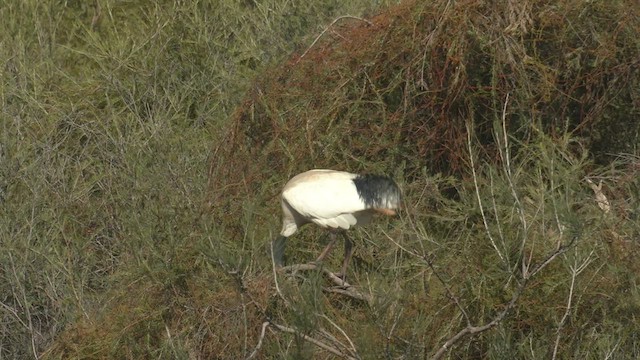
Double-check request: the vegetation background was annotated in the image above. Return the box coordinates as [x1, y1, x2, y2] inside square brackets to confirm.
[1, 0, 639, 359]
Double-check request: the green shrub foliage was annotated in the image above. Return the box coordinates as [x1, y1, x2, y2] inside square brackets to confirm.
[1, 0, 638, 358]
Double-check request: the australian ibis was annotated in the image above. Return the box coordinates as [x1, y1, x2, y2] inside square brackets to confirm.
[272, 169, 401, 277]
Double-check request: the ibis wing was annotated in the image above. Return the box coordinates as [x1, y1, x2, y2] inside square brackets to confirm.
[282, 172, 367, 229]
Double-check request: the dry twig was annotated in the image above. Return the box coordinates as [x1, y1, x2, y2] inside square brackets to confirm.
[295, 15, 373, 64]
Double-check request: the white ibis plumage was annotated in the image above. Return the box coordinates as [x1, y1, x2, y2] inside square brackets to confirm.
[272, 169, 401, 277]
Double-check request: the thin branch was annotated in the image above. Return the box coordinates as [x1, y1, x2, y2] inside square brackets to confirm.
[0, 301, 29, 330]
[324, 287, 372, 303]
[552, 267, 576, 360]
[431, 279, 526, 360]
[426, 259, 470, 327]
[466, 120, 506, 263]
[270, 322, 358, 359]
[317, 327, 358, 359]
[381, 228, 471, 326]
[246, 321, 270, 360]
[295, 16, 373, 64]
[552, 249, 595, 359]
[380, 228, 423, 259]
[9, 252, 40, 360]
[430, 234, 577, 360]
[281, 263, 373, 303]
[282, 263, 351, 287]
[319, 314, 358, 355]
[497, 94, 530, 276]
[489, 173, 508, 260]
[527, 235, 577, 279]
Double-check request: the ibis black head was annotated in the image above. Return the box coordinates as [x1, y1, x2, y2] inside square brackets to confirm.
[352, 174, 401, 210]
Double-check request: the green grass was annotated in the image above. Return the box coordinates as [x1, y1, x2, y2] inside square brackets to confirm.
[1, 0, 639, 358]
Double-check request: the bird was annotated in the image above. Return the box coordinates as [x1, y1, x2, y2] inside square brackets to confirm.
[271, 169, 401, 278]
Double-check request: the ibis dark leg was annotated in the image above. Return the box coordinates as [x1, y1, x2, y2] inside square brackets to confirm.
[339, 233, 354, 279]
[272, 235, 287, 267]
[315, 232, 338, 263]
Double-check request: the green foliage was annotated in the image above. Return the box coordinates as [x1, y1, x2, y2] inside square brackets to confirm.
[1, 0, 639, 358]
[206, 0, 640, 357]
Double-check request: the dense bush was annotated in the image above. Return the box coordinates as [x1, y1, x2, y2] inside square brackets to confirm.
[1, 0, 638, 358]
